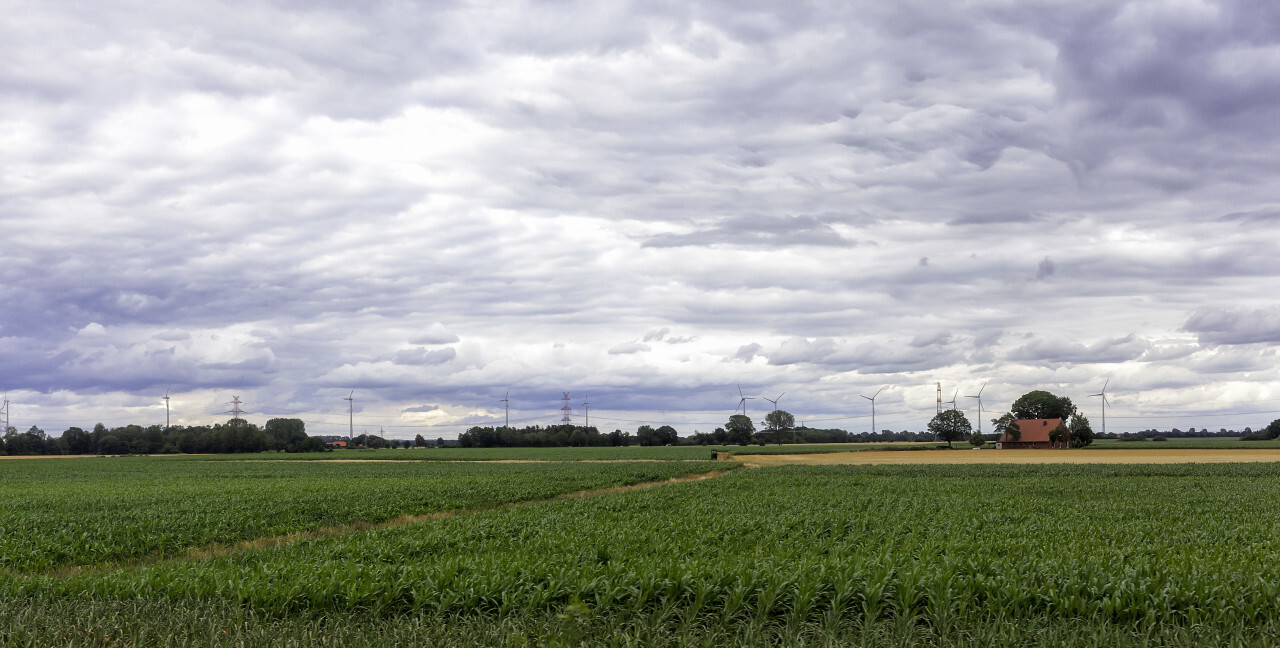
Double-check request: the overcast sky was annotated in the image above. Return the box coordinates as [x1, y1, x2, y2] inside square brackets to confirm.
[5, 0, 1280, 439]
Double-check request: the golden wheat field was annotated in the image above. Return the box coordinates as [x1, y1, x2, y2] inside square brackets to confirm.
[735, 448, 1280, 466]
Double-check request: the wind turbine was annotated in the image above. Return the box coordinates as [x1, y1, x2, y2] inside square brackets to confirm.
[966, 383, 987, 433]
[736, 385, 755, 416]
[581, 392, 590, 428]
[860, 386, 885, 436]
[499, 389, 510, 429]
[343, 390, 354, 446]
[763, 393, 784, 411]
[945, 388, 958, 411]
[162, 387, 171, 430]
[1089, 379, 1110, 437]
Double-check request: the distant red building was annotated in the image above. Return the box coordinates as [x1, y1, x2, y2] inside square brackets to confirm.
[997, 418, 1069, 449]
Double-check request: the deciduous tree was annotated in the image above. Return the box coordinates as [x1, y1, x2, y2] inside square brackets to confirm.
[1010, 390, 1077, 421]
[725, 414, 755, 445]
[1068, 414, 1094, 448]
[764, 410, 795, 444]
[991, 413, 1020, 441]
[928, 410, 972, 448]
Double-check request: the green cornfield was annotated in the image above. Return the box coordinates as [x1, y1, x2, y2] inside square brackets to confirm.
[3, 456, 1280, 646]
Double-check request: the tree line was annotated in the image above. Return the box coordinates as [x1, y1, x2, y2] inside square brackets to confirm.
[459, 425, 626, 448]
[0, 418, 327, 456]
[457, 416, 944, 449]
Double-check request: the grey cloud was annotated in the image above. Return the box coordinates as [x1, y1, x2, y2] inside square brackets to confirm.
[642, 215, 856, 249]
[608, 342, 651, 355]
[909, 332, 952, 348]
[766, 337, 839, 365]
[409, 323, 461, 345]
[1035, 257, 1056, 280]
[1007, 335, 1152, 365]
[402, 404, 441, 413]
[765, 337, 957, 374]
[1219, 209, 1280, 223]
[1187, 346, 1278, 374]
[393, 347, 457, 366]
[948, 213, 1037, 226]
[1185, 308, 1280, 346]
[642, 327, 670, 342]
[731, 343, 763, 363]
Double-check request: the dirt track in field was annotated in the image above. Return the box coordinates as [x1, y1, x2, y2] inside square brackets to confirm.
[734, 448, 1280, 466]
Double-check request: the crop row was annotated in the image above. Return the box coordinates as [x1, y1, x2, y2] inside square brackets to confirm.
[0, 457, 726, 572]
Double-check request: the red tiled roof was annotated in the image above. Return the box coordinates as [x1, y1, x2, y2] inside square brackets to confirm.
[1001, 418, 1063, 444]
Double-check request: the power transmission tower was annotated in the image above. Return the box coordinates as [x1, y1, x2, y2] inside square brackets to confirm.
[1, 394, 9, 434]
[560, 392, 572, 424]
[227, 396, 245, 429]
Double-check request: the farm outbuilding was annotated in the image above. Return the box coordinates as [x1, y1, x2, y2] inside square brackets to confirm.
[996, 418, 1068, 449]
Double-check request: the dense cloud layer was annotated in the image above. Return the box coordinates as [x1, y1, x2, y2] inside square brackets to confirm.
[4, 0, 1280, 437]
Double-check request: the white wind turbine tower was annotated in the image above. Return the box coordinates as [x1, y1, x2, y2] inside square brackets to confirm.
[499, 389, 510, 429]
[966, 383, 987, 433]
[945, 388, 958, 411]
[343, 390, 354, 445]
[736, 385, 755, 416]
[162, 387, 171, 430]
[1089, 379, 1110, 437]
[860, 386, 885, 436]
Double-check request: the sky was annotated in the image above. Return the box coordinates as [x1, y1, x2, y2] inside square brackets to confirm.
[4, 0, 1280, 439]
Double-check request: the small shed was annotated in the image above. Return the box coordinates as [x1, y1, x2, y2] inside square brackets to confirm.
[997, 418, 1068, 449]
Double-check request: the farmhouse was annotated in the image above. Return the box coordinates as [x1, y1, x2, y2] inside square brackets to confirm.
[997, 418, 1069, 449]
[326, 440, 348, 449]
